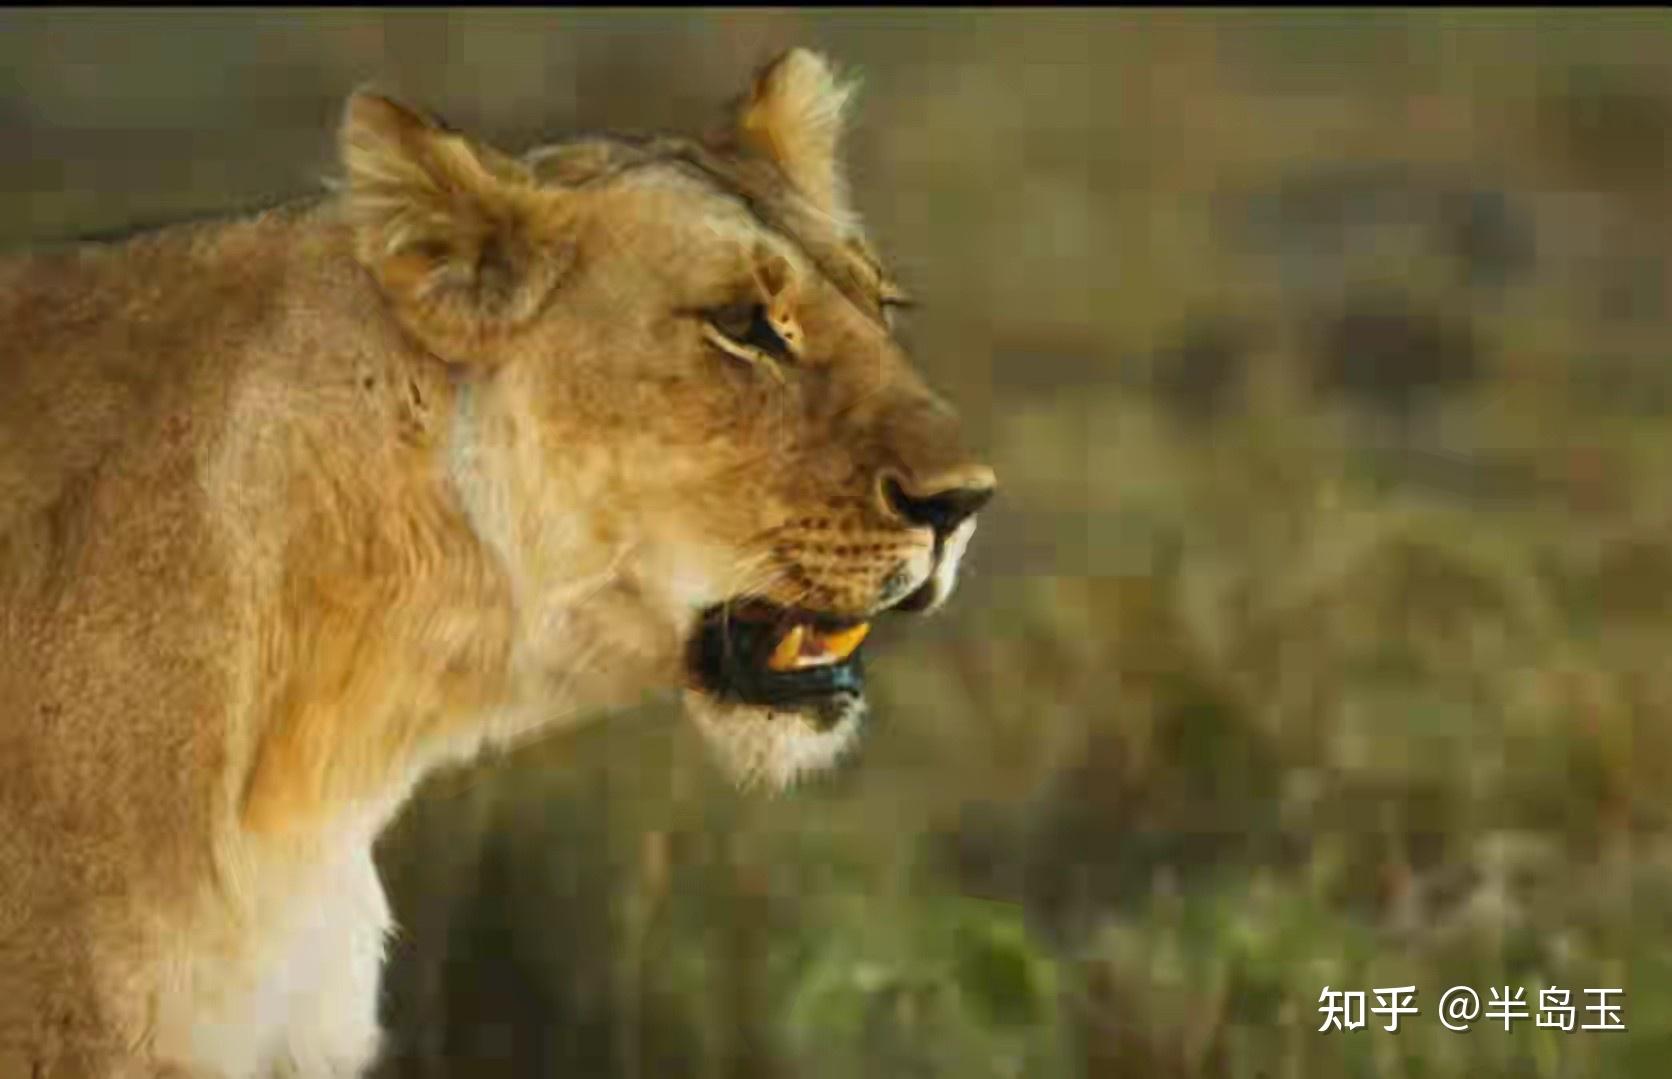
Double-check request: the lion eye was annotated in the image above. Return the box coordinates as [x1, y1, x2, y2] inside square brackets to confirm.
[708, 302, 791, 359]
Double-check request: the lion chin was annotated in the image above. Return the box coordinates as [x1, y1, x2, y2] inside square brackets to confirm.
[679, 515, 979, 790]
[684, 690, 870, 792]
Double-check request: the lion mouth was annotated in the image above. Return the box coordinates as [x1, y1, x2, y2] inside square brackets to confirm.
[686, 600, 872, 724]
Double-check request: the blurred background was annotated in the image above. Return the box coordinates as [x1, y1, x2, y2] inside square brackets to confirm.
[5, 10, 1672, 1076]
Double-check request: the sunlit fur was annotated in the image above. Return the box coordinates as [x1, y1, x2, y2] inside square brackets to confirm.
[0, 50, 992, 1077]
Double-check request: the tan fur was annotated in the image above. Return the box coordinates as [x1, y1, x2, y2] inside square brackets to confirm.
[735, 49, 860, 227]
[0, 50, 993, 1077]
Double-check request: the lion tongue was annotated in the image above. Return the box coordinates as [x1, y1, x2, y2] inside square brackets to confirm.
[766, 622, 871, 672]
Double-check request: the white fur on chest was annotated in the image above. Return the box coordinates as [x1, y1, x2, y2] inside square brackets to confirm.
[150, 832, 391, 1078]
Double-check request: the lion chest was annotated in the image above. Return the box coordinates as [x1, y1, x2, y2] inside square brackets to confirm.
[150, 836, 391, 1077]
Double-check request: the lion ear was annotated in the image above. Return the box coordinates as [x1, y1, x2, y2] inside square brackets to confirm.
[339, 89, 572, 355]
[733, 49, 858, 224]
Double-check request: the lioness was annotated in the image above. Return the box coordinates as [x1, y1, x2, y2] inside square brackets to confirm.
[0, 48, 993, 1079]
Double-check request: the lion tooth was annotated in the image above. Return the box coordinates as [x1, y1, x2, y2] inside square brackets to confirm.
[767, 624, 805, 672]
[818, 622, 870, 661]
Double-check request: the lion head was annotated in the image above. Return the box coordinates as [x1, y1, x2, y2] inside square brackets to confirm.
[340, 50, 995, 790]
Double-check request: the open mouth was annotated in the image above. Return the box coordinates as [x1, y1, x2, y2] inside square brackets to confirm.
[687, 599, 874, 725]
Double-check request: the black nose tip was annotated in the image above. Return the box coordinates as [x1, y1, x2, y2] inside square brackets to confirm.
[883, 476, 995, 537]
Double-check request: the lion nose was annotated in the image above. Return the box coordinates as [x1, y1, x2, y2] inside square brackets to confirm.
[879, 466, 997, 538]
